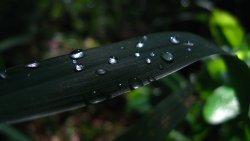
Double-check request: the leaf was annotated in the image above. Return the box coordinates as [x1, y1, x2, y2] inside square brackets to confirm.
[209, 9, 245, 49]
[0, 32, 226, 123]
[114, 85, 195, 141]
[203, 86, 239, 124]
[0, 124, 32, 141]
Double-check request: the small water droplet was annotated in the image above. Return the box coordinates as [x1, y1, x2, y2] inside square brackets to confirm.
[75, 64, 84, 72]
[148, 76, 156, 82]
[129, 78, 143, 90]
[187, 48, 192, 51]
[69, 49, 85, 59]
[136, 41, 144, 48]
[134, 52, 140, 57]
[184, 41, 194, 46]
[108, 56, 118, 64]
[146, 58, 151, 64]
[118, 83, 123, 88]
[159, 64, 164, 70]
[96, 68, 107, 75]
[143, 35, 148, 41]
[162, 52, 174, 62]
[26, 61, 40, 68]
[150, 52, 155, 57]
[120, 46, 125, 50]
[0, 71, 7, 79]
[169, 36, 180, 44]
[72, 60, 77, 64]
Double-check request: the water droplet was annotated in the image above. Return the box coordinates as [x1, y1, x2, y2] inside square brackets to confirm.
[129, 78, 143, 90]
[0, 71, 7, 79]
[108, 56, 118, 64]
[120, 46, 125, 50]
[136, 41, 144, 48]
[184, 41, 194, 46]
[96, 68, 107, 75]
[159, 64, 164, 70]
[146, 58, 151, 64]
[118, 83, 123, 88]
[143, 35, 148, 41]
[148, 76, 156, 82]
[187, 48, 192, 52]
[69, 49, 85, 59]
[75, 64, 84, 72]
[169, 36, 180, 44]
[26, 61, 40, 68]
[72, 60, 77, 64]
[150, 52, 155, 57]
[134, 52, 140, 57]
[89, 90, 106, 104]
[162, 52, 174, 62]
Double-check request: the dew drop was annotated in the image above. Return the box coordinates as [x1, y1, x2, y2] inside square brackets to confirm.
[146, 58, 151, 64]
[120, 46, 125, 50]
[150, 52, 155, 57]
[184, 41, 194, 46]
[26, 61, 40, 68]
[187, 48, 192, 52]
[75, 64, 84, 72]
[108, 56, 118, 64]
[136, 41, 144, 48]
[134, 52, 140, 57]
[162, 52, 174, 62]
[69, 49, 85, 59]
[142, 35, 148, 41]
[169, 36, 180, 44]
[96, 68, 107, 75]
[0, 71, 7, 79]
[72, 60, 77, 64]
[129, 78, 143, 90]
[148, 76, 156, 82]
[118, 83, 123, 88]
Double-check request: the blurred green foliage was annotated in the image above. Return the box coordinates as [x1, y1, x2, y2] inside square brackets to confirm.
[1, 0, 250, 141]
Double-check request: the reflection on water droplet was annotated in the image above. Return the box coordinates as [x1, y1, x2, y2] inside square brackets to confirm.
[134, 52, 140, 57]
[129, 78, 143, 90]
[150, 52, 155, 57]
[169, 36, 180, 44]
[69, 49, 85, 59]
[146, 58, 151, 64]
[187, 48, 192, 51]
[96, 68, 107, 75]
[118, 83, 123, 88]
[72, 60, 77, 64]
[162, 52, 174, 62]
[184, 41, 194, 46]
[26, 61, 40, 68]
[143, 35, 148, 41]
[136, 41, 144, 48]
[75, 64, 84, 72]
[0, 71, 7, 79]
[108, 56, 118, 64]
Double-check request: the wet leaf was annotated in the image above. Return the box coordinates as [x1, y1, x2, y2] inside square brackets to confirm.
[0, 32, 226, 123]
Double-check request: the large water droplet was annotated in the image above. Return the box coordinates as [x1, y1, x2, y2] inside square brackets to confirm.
[26, 61, 40, 68]
[0, 71, 7, 79]
[150, 52, 155, 57]
[146, 58, 151, 64]
[162, 52, 174, 62]
[96, 68, 107, 75]
[169, 36, 180, 44]
[75, 64, 84, 72]
[134, 52, 140, 57]
[108, 56, 118, 64]
[136, 41, 144, 48]
[69, 49, 85, 59]
[129, 78, 143, 90]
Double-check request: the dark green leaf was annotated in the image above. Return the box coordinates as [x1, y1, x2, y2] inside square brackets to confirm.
[0, 32, 226, 123]
[0, 124, 32, 141]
